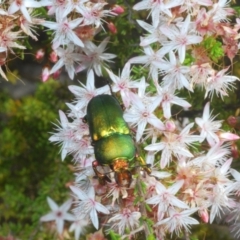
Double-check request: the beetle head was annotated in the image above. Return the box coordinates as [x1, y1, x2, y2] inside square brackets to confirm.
[114, 170, 132, 188]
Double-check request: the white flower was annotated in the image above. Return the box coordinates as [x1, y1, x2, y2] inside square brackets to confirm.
[50, 44, 81, 80]
[68, 69, 109, 110]
[76, 37, 116, 76]
[124, 93, 165, 142]
[145, 123, 201, 169]
[205, 68, 239, 99]
[136, 20, 167, 46]
[155, 208, 199, 236]
[8, 0, 41, 23]
[49, 109, 92, 161]
[74, 167, 95, 188]
[211, 158, 233, 188]
[191, 143, 230, 167]
[133, 0, 183, 27]
[195, 102, 222, 146]
[108, 208, 141, 235]
[0, 26, 26, 50]
[189, 63, 213, 87]
[156, 51, 192, 91]
[70, 137, 94, 160]
[105, 182, 128, 206]
[106, 63, 141, 108]
[40, 197, 75, 234]
[229, 219, 240, 239]
[180, 0, 213, 14]
[70, 186, 109, 229]
[128, 45, 164, 81]
[208, 185, 232, 223]
[159, 15, 203, 63]
[42, 17, 84, 49]
[67, 0, 88, 14]
[146, 180, 189, 220]
[20, 12, 43, 41]
[69, 217, 89, 240]
[230, 168, 240, 195]
[41, 0, 70, 18]
[76, 2, 115, 28]
[42, 0, 87, 19]
[49, 110, 75, 160]
[66, 103, 86, 119]
[210, 0, 233, 22]
[155, 83, 191, 119]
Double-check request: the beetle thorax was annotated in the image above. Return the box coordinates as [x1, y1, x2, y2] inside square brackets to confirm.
[112, 159, 129, 171]
[112, 159, 132, 187]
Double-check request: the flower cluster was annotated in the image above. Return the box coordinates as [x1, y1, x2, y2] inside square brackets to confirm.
[0, 0, 44, 80]
[0, 0, 122, 81]
[40, 0, 119, 80]
[31, 0, 240, 239]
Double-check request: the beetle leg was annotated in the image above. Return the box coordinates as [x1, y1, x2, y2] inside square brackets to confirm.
[135, 155, 152, 174]
[92, 160, 112, 183]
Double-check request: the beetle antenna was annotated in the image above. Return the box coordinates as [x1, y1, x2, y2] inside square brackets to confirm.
[105, 79, 114, 96]
[105, 79, 126, 110]
[129, 164, 151, 170]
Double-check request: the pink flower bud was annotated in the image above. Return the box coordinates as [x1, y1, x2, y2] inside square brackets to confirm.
[107, 22, 117, 34]
[227, 116, 240, 129]
[199, 208, 209, 223]
[165, 120, 176, 132]
[52, 69, 61, 79]
[219, 132, 240, 141]
[112, 5, 124, 15]
[42, 67, 50, 82]
[49, 51, 58, 63]
[35, 49, 45, 60]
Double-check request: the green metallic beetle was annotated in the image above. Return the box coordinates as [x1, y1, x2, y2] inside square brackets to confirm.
[85, 94, 151, 187]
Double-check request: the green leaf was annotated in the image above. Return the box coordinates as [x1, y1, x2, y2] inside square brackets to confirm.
[201, 36, 224, 62]
[147, 234, 156, 240]
[108, 230, 122, 240]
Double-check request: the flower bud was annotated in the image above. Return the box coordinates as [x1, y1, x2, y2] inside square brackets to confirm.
[42, 67, 50, 82]
[52, 69, 61, 79]
[227, 116, 240, 129]
[112, 5, 124, 15]
[107, 22, 117, 34]
[49, 51, 58, 63]
[199, 208, 209, 223]
[35, 49, 45, 60]
[231, 143, 239, 159]
[219, 132, 240, 141]
[165, 120, 176, 132]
